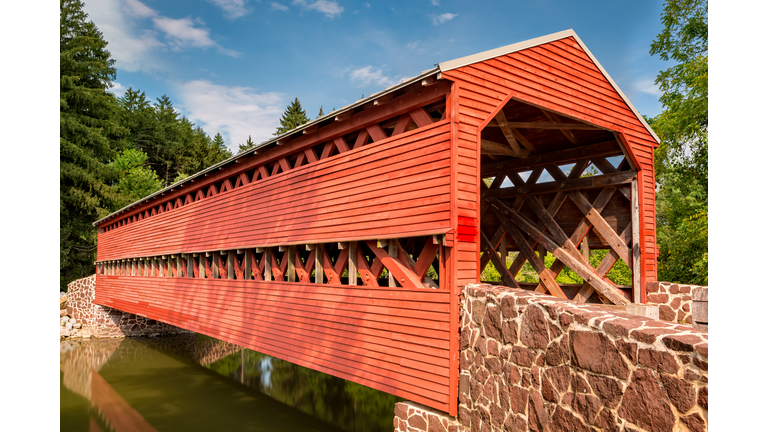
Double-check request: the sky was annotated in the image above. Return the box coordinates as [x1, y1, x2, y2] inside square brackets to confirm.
[83, 0, 670, 153]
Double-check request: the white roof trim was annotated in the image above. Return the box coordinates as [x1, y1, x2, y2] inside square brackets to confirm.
[438, 29, 660, 144]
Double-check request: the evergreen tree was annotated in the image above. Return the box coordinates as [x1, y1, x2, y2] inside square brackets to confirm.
[317, 106, 325, 118]
[649, 0, 708, 284]
[274, 97, 310, 135]
[238, 135, 256, 153]
[60, 0, 126, 289]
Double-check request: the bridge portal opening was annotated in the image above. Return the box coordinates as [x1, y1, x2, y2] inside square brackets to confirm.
[477, 97, 641, 305]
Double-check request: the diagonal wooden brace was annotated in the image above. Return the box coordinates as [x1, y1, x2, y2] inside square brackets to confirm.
[490, 198, 629, 306]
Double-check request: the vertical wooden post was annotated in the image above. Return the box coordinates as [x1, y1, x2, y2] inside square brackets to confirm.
[499, 236, 507, 268]
[198, 254, 205, 278]
[582, 232, 590, 262]
[244, 250, 252, 280]
[227, 251, 235, 279]
[287, 246, 296, 282]
[150, 258, 155, 277]
[537, 244, 546, 266]
[348, 242, 357, 286]
[187, 255, 194, 278]
[211, 252, 219, 279]
[388, 240, 398, 287]
[631, 178, 642, 303]
[176, 256, 183, 277]
[439, 244, 446, 289]
[314, 244, 324, 284]
[264, 248, 272, 281]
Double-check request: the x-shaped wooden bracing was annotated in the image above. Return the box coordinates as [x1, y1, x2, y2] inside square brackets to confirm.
[480, 164, 633, 306]
[151, 238, 440, 289]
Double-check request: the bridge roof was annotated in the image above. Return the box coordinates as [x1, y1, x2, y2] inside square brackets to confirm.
[94, 29, 656, 226]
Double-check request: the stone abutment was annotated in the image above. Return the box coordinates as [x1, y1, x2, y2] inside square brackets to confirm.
[395, 283, 708, 432]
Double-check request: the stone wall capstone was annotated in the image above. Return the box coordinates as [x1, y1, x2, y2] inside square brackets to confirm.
[66, 275, 191, 338]
[646, 282, 708, 331]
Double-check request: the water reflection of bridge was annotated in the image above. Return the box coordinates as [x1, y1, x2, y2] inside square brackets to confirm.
[60, 335, 347, 432]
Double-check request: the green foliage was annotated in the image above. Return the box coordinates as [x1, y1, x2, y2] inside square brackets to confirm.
[110, 148, 162, 204]
[238, 135, 256, 154]
[317, 106, 325, 118]
[480, 250, 632, 287]
[60, 0, 126, 289]
[649, 0, 708, 284]
[274, 97, 310, 135]
[60, 1, 234, 290]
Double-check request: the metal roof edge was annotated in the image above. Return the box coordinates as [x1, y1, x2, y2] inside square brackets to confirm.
[438, 29, 577, 72]
[93, 67, 441, 226]
[438, 29, 660, 145]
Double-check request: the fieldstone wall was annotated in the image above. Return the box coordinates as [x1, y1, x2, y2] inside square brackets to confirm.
[646, 282, 708, 331]
[452, 283, 708, 432]
[66, 275, 190, 338]
[394, 401, 463, 432]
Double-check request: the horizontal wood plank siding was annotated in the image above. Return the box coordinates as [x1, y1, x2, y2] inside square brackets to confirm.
[97, 122, 453, 261]
[94, 275, 451, 411]
[443, 36, 658, 284]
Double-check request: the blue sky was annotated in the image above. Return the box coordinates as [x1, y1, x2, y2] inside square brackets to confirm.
[83, 0, 669, 152]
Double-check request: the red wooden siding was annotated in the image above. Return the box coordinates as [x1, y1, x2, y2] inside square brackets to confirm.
[97, 121, 453, 261]
[94, 275, 453, 411]
[443, 36, 658, 286]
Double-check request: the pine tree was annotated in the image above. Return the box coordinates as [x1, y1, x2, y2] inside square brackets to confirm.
[238, 135, 256, 153]
[60, 0, 126, 289]
[317, 106, 325, 118]
[274, 97, 309, 135]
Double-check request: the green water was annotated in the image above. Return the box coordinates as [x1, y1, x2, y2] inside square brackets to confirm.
[60, 334, 401, 431]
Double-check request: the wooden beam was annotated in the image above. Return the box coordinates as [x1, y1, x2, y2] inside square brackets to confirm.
[348, 241, 358, 286]
[569, 191, 631, 266]
[502, 221, 564, 298]
[364, 240, 423, 289]
[482, 171, 636, 199]
[264, 248, 272, 281]
[488, 121, 600, 130]
[315, 244, 324, 284]
[493, 111, 530, 157]
[540, 109, 577, 144]
[481, 139, 522, 156]
[480, 230, 520, 289]
[631, 178, 642, 304]
[244, 250, 252, 280]
[574, 224, 632, 303]
[286, 246, 296, 282]
[481, 140, 622, 176]
[489, 199, 629, 305]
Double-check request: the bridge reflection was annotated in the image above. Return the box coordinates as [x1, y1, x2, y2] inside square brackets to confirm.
[61, 335, 346, 431]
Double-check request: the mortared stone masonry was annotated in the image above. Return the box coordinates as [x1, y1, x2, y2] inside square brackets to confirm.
[395, 283, 708, 432]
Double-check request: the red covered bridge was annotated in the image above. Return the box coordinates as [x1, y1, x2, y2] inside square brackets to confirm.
[92, 30, 658, 415]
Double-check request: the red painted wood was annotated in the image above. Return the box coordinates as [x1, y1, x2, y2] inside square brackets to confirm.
[95, 275, 452, 410]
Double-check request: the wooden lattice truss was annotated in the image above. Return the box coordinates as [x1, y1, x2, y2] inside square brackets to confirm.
[479, 141, 639, 306]
[98, 235, 445, 290]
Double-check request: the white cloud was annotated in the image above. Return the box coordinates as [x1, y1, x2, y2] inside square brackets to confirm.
[293, 0, 344, 18]
[363, 2, 371, 8]
[175, 80, 286, 151]
[207, 0, 251, 19]
[348, 66, 399, 87]
[109, 82, 127, 98]
[429, 0, 440, 5]
[633, 78, 663, 97]
[124, 0, 155, 18]
[270, 2, 289, 11]
[406, 40, 420, 50]
[431, 12, 457, 25]
[83, 0, 239, 72]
